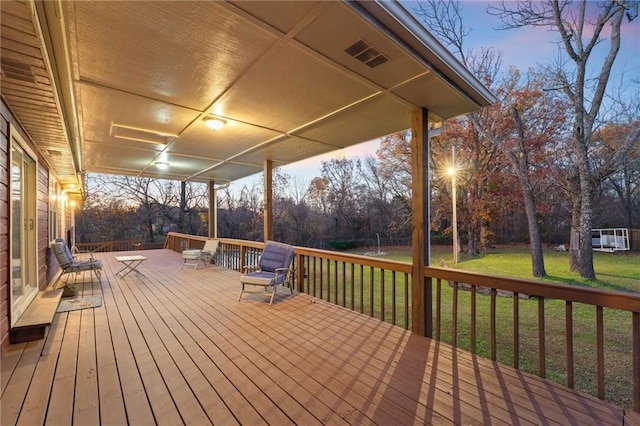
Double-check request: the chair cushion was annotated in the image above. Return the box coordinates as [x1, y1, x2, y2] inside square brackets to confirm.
[258, 242, 294, 273]
[51, 242, 74, 268]
[182, 249, 201, 255]
[66, 259, 102, 273]
[241, 271, 277, 286]
[202, 239, 219, 253]
[182, 249, 202, 259]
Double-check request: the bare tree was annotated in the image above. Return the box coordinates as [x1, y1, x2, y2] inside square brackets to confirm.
[87, 174, 181, 242]
[319, 158, 367, 240]
[488, 0, 638, 278]
[375, 132, 413, 237]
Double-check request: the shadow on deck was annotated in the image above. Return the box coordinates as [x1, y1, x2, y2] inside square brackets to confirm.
[1, 249, 633, 425]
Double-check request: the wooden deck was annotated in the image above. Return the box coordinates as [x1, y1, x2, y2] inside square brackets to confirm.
[1, 249, 634, 425]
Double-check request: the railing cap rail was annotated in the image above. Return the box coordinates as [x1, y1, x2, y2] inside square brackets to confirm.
[427, 266, 640, 312]
[165, 232, 640, 312]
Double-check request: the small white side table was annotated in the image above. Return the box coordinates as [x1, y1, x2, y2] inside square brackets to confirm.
[115, 255, 147, 277]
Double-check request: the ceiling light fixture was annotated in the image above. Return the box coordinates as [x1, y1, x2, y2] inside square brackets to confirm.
[204, 116, 226, 131]
[155, 161, 169, 170]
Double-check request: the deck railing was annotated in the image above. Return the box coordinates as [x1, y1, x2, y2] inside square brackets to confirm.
[75, 239, 145, 253]
[163, 232, 640, 411]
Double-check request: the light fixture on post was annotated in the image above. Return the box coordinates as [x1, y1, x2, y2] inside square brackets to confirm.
[204, 116, 226, 131]
[447, 146, 458, 265]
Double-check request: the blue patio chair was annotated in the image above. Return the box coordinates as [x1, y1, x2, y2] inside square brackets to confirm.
[238, 241, 295, 305]
[51, 240, 102, 288]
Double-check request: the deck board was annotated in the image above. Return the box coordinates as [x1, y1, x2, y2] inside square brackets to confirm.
[1, 339, 45, 425]
[1, 249, 633, 425]
[100, 273, 155, 425]
[46, 311, 81, 425]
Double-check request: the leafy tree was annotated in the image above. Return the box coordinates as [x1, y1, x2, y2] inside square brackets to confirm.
[594, 121, 640, 228]
[76, 198, 142, 243]
[488, 0, 638, 278]
[478, 67, 570, 275]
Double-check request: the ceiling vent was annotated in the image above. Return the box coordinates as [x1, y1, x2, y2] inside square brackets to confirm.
[345, 39, 388, 68]
[1, 58, 36, 83]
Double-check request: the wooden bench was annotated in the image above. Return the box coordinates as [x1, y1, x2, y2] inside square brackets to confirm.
[10, 289, 63, 343]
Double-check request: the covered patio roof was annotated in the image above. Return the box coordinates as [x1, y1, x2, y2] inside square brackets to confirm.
[1, 0, 494, 195]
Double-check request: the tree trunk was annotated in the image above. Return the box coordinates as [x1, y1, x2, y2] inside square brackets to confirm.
[146, 218, 155, 243]
[624, 167, 633, 229]
[179, 181, 187, 233]
[521, 182, 546, 277]
[510, 107, 546, 277]
[577, 182, 596, 279]
[574, 124, 597, 279]
[467, 228, 477, 256]
[480, 224, 490, 255]
[568, 182, 581, 272]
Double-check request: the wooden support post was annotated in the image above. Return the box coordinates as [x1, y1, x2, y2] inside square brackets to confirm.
[411, 108, 431, 337]
[264, 159, 273, 242]
[208, 180, 217, 238]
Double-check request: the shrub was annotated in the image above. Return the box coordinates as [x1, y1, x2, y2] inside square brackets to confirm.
[329, 240, 358, 251]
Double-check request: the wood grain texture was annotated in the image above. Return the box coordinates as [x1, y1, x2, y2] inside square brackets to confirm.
[0, 249, 630, 425]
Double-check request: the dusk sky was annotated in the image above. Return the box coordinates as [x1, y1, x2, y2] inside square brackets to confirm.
[230, 1, 640, 191]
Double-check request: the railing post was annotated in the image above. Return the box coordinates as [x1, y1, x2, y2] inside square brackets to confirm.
[239, 245, 247, 273]
[296, 253, 304, 293]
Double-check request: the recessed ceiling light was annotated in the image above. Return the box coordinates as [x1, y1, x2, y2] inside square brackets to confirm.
[204, 116, 226, 131]
[155, 161, 169, 170]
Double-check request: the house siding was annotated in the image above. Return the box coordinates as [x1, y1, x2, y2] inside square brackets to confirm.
[0, 101, 9, 354]
[0, 99, 54, 355]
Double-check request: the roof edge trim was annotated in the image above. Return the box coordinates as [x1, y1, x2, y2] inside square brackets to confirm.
[351, 0, 497, 108]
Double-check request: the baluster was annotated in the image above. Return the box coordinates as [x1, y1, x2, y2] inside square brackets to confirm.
[404, 273, 409, 330]
[436, 278, 442, 341]
[341, 261, 346, 307]
[350, 263, 355, 310]
[566, 301, 573, 388]
[359, 265, 364, 314]
[333, 260, 339, 305]
[380, 269, 385, 322]
[514, 292, 520, 369]
[391, 270, 396, 326]
[490, 288, 497, 361]
[471, 284, 476, 354]
[538, 297, 546, 378]
[597, 306, 604, 399]
[452, 281, 458, 348]
[633, 311, 639, 412]
[319, 257, 324, 300]
[369, 266, 374, 317]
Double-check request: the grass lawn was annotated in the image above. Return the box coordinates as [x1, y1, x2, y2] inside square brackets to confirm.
[381, 244, 640, 293]
[333, 244, 640, 409]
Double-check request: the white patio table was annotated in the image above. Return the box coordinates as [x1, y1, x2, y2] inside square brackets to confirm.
[115, 255, 147, 277]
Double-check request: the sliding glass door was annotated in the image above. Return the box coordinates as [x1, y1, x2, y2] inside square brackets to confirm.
[10, 127, 38, 325]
